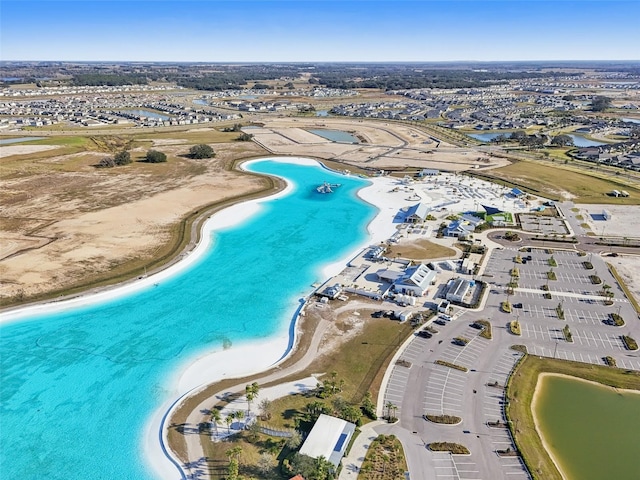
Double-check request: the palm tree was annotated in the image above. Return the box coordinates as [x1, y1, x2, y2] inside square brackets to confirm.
[245, 382, 259, 417]
[225, 413, 234, 433]
[235, 410, 245, 429]
[210, 409, 221, 436]
[385, 401, 394, 419]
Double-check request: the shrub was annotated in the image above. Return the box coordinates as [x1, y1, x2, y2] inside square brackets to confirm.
[547, 270, 557, 280]
[435, 360, 468, 372]
[510, 267, 520, 278]
[510, 344, 528, 353]
[609, 313, 625, 327]
[622, 335, 638, 351]
[188, 144, 215, 159]
[145, 150, 167, 163]
[509, 320, 521, 335]
[604, 356, 617, 367]
[114, 150, 131, 165]
[563, 324, 573, 343]
[236, 132, 254, 141]
[590, 275, 602, 285]
[583, 261, 594, 270]
[548, 256, 557, 267]
[501, 301, 512, 313]
[475, 319, 492, 339]
[428, 442, 470, 454]
[424, 414, 462, 424]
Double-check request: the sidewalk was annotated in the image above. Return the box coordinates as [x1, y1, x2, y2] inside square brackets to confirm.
[338, 420, 386, 480]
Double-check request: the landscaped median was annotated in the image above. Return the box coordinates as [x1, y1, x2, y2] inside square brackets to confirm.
[505, 355, 640, 480]
[434, 360, 468, 372]
[423, 414, 462, 425]
[509, 320, 521, 335]
[427, 442, 470, 454]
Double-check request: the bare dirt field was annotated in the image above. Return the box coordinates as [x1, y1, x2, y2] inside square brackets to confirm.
[0, 144, 61, 157]
[576, 203, 640, 238]
[0, 138, 268, 303]
[608, 255, 640, 306]
[249, 117, 508, 173]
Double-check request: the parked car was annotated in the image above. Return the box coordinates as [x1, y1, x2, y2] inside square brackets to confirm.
[435, 319, 447, 326]
[417, 330, 432, 339]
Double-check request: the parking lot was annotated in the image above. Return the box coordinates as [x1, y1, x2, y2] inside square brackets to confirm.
[377, 242, 639, 480]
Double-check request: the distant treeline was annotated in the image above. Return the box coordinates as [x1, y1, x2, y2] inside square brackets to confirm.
[311, 66, 581, 90]
[71, 74, 150, 86]
[1, 62, 590, 91]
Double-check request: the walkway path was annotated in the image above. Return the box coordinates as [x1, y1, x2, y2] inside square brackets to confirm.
[338, 420, 386, 480]
[167, 314, 334, 479]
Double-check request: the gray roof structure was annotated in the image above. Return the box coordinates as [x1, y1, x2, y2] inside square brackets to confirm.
[299, 414, 356, 467]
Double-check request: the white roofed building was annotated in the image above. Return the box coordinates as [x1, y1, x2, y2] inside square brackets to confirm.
[298, 414, 356, 468]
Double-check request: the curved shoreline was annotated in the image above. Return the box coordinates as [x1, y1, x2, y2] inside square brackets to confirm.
[159, 162, 404, 477]
[531, 372, 640, 480]
[1, 155, 401, 479]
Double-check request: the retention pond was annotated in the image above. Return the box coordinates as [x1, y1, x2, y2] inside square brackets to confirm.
[533, 374, 640, 480]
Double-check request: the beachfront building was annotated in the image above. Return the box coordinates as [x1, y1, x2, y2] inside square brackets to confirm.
[377, 263, 437, 296]
[298, 414, 356, 468]
[444, 214, 484, 238]
[404, 203, 431, 223]
[446, 278, 473, 303]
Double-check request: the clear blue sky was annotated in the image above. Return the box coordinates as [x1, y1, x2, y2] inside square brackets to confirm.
[2, 1, 638, 62]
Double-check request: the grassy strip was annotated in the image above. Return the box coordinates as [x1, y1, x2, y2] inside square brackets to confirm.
[622, 335, 638, 351]
[475, 320, 492, 340]
[607, 263, 640, 315]
[423, 414, 462, 425]
[509, 320, 521, 336]
[610, 313, 625, 327]
[562, 324, 573, 343]
[547, 271, 557, 281]
[505, 355, 640, 480]
[510, 344, 528, 354]
[435, 360, 468, 372]
[428, 442, 470, 454]
[501, 301, 512, 313]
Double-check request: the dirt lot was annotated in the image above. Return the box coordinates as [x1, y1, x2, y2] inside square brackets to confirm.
[0, 138, 268, 303]
[576, 203, 640, 238]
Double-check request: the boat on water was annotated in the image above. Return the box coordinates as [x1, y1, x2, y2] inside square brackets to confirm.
[316, 181, 341, 194]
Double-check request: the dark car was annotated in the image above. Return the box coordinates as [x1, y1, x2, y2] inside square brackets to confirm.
[417, 330, 432, 339]
[513, 303, 523, 309]
[470, 322, 483, 330]
[435, 319, 447, 326]
[372, 310, 384, 318]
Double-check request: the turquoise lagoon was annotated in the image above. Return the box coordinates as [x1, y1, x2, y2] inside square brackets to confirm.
[0, 159, 376, 479]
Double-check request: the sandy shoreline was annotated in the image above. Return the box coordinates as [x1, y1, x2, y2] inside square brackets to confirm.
[1, 155, 400, 480]
[530, 372, 640, 480]
[154, 159, 402, 479]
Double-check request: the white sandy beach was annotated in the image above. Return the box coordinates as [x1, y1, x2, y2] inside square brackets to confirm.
[149, 158, 401, 479]
[1, 155, 536, 479]
[1, 156, 410, 480]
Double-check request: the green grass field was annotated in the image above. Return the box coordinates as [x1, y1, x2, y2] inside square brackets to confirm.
[479, 160, 640, 204]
